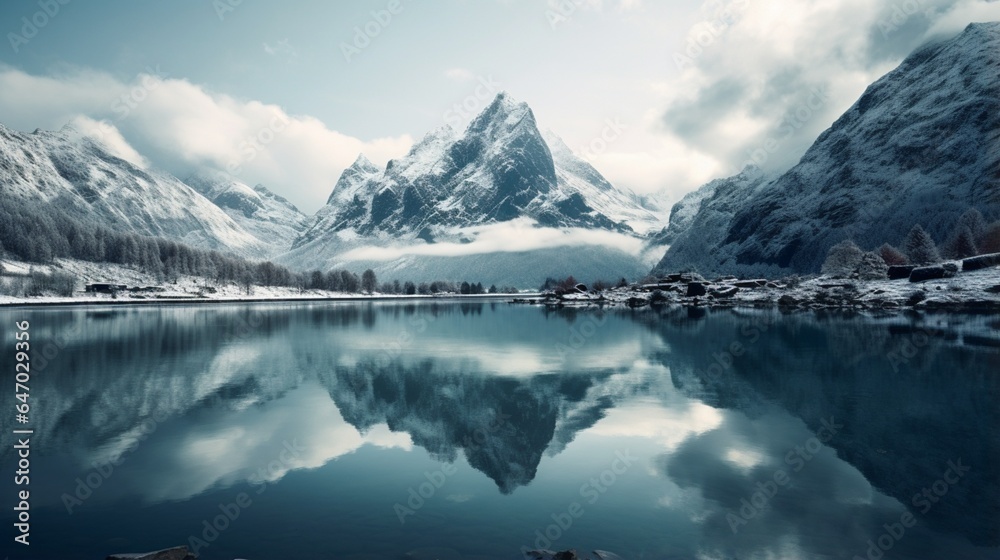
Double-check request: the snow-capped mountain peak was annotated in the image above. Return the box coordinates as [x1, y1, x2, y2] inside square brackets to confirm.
[327, 153, 381, 205]
[466, 91, 535, 137]
[282, 92, 672, 283]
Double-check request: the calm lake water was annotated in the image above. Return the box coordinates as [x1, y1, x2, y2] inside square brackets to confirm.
[1, 301, 998, 560]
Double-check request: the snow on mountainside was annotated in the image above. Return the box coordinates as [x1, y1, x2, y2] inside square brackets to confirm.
[656, 22, 1000, 277]
[285, 92, 669, 285]
[543, 130, 668, 235]
[0, 123, 268, 257]
[652, 168, 773, 256]
[186, 171, 309, 255]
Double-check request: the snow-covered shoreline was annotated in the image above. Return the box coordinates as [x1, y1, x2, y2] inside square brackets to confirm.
[0, 258, 529, 307]
[3, 257, 998, 312]
[524, 265, 1000, 312]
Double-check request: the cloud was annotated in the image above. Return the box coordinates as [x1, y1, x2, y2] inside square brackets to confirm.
[0, 65, 413, 213]
[263, 38, 298, 60]
[112, 383, 412, 504]
[656, 0, 1000, 181]
[66, 115, 149, 168]
[338, 218, 645, 261]
[444, 67, 475, 82]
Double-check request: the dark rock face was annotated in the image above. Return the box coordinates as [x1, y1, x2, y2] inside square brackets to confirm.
[106, 546, 196, 560]
[655, 23, 1000, 277]
[963, 252, 1000, 271]
[888, 265, 916, 280]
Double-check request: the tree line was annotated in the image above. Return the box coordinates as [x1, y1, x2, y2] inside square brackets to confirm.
[0, 196, 517, 296]
[821, 208, 1000, 278]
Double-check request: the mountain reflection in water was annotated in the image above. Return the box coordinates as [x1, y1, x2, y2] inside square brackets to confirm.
[1, 302, 996, 560]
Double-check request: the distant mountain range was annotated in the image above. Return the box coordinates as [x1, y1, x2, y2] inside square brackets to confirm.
[3, 22, 997, 283]
[0, 93, 668, 286]
[655, 22, 1000, 277]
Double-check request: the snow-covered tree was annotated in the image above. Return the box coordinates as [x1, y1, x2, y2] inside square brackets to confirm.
[361, 269, 378, 293]
[944, 226, 978, 259]
[878, 243, 909, 266]
[903, 225, 940, 265]
[857, 251, 889, 280]
[341, 270, 360, 292]
[821, 240, 864, 277]
[957, 208, 986, 238]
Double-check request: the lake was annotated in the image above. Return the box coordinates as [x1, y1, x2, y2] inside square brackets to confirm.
[1, 301, 998, 560]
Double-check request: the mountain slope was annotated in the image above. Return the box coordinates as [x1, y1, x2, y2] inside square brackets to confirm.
[656, 22, 1000, 277]
[284, 93, 669, 285]
[0, 124, 268, 257]
[186, 172, 309, 255]
[543, 130, 667, 235]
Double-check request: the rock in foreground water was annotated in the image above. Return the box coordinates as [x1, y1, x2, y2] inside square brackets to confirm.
[106, 546, 196, 560]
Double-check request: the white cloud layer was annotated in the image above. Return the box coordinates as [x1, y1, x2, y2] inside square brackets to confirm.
[650, 0, 1000, 199]
[339, 218, 646, 261]
[0, 65, 413, 213]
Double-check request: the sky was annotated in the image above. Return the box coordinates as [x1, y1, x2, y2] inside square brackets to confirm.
[1, 0, 997, 214]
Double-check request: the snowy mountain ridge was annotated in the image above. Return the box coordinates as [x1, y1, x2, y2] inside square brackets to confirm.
[0, 123, 270, 258]
[185, 171, 309, 255]
[655, 22, 1000, 277]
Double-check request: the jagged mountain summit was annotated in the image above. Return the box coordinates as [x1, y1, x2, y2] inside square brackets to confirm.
[186, 171, 309, 255]
[655, 22, 1000, 277]
[286, 92, 668, 285]
[0, 123, 269, 257]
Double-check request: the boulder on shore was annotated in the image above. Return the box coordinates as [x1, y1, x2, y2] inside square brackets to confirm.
[962, 252, 1000, 272]
[909, 265, 956, 283]
[888, 265, 916, 280]
[686, 282, 707, 297]
[626, 296, 648, 308]
[711, 286, 739, 298]
[778, 294, 800, 307]
[734, 279, 768, 288]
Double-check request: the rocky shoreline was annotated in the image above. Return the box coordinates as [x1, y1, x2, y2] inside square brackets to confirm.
[517, 258, 1000, 312]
